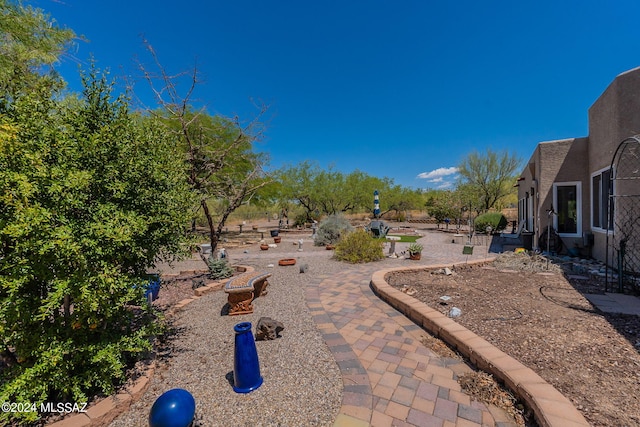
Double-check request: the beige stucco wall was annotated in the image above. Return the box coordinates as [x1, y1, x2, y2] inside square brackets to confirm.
[587, 67, 640, 262]
[589, 66, 640, 170]
[519, 66, 640, 263]
[518, 138, 589, 250]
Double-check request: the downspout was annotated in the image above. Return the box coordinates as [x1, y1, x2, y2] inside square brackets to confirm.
[534, 147, 541, 250]
[533, 178, 538, 249]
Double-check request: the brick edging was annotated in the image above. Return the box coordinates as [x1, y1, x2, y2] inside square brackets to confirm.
[370, 261, 590, 427]
[47, 265, 252, 427]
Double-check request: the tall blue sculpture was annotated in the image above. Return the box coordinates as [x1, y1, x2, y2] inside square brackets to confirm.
[233, 322, 263, 393]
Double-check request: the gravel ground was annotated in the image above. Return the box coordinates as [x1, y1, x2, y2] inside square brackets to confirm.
[109, 240, 347, 427]
[109, 226, 491, 426]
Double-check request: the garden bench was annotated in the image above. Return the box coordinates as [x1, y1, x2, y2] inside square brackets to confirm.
[224, 272, 271, 315]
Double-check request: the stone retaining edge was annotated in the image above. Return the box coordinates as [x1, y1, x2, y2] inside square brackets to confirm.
[370, 261, 590, 427]
[47, 265, 252, 427]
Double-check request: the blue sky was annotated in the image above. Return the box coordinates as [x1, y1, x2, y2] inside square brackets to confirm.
[36, 0, 640, 189]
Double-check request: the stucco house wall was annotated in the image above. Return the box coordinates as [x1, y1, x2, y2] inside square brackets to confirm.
[519, 138, 588, 250]
[587, 67, 640, 262]
[518, 66, 640, 264]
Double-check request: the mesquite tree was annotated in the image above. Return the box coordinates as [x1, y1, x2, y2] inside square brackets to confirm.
[457, 149, 521, 212]
[140, 42, 271, 253]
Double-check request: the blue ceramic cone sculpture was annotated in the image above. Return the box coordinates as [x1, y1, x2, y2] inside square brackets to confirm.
[233, 321, 263, 393]
[148, 388, 196, 427]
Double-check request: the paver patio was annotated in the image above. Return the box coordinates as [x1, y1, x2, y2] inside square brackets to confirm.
[305, 262, 518, 427]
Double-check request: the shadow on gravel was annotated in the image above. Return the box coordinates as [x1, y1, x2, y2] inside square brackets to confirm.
[225, 371, 234, 388]
[155, 324, 191, 362]
[220, 303, 230, 316]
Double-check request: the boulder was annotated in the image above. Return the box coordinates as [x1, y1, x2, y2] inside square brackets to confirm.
[255, 317, 284, 341]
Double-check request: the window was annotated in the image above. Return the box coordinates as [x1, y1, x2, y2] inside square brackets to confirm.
[591, 168, 613, 231]
[553, 182, 581, 236]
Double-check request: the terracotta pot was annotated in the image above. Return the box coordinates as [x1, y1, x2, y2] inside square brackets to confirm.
[278, 258, 296, 266]
[409, 252, 421, 260]
[273, 237, 281, 244]
[260, 244, 269, 251]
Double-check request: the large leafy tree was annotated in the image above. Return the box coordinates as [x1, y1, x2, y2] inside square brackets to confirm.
[276, 161, 322, 221]
[0, 65, 193, 423]
[457, 149, 521, 212]
[182, 112, 270, 252]
[0, 0, 74, 109]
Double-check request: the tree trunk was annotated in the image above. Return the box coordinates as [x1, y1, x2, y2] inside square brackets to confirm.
[201, 199, 218, 250]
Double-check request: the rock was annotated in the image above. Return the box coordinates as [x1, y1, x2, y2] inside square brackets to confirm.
[191, 278, 205, 290]
[255, 317, 284, 341]
[401, 285, 417, 296]
[449, 307, 462, 318]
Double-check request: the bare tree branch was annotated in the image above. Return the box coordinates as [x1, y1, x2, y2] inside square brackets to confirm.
[136, 41, 272, 253]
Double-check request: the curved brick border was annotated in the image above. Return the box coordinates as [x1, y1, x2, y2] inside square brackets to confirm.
[370, 260, 590, 427]
[47, 265, 252, 427]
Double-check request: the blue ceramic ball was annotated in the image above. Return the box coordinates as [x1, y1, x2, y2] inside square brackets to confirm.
[149, 388, 196, 427]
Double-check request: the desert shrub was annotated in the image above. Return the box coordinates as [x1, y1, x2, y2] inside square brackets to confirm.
[474, 212, 508, 233]
[293, 212, 308, 228]
[314, 214, 354, 246]
[206, 256, 234, 280]
[334, 229, 385, 263]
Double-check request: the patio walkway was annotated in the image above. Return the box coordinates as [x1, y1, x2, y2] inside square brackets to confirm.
[305, 263, 518, 427]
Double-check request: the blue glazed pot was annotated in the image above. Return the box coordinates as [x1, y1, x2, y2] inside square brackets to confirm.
[144, 275, 161, 301]
[233, 322, 263, 393]
[148, 388, 195, 427]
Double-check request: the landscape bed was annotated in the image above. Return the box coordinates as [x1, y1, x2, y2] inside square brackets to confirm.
[386, 255, 640, 427]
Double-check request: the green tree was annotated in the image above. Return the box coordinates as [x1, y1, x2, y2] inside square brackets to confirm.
[276, 163, 420, 220]
[276, 161, 323, 221]
[380, 184, 423, 219]
[0, 68, 193, 424]
[457, 149, 521, 212]
[0, 0, 75, 109]
[185, 114, 270, 252]
[425, 190, 459, 228]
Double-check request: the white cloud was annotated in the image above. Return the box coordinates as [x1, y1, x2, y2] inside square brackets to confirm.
[416, 167, 459, 180]
[436, 181, 454, 189]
